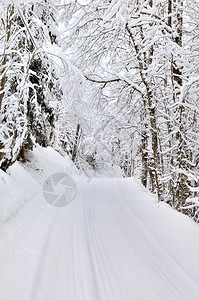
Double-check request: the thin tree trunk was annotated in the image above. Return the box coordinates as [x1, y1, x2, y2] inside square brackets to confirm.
[0, 5, 14, 111]
[172, 0, 187, 206]
[141, 98, 148, 188]
[126, 23, 162, 200]
[72, 123, 81, 162]
[0, 5, 14, 170]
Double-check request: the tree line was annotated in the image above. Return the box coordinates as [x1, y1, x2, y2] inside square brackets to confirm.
[0, 1, 199, 221]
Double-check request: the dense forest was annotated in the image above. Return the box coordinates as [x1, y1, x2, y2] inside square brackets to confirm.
[0, 0, 199, 221]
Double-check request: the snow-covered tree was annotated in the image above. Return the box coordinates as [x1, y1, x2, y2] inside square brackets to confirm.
[0, 1, 62, 170]
[60, 0, 199, 220]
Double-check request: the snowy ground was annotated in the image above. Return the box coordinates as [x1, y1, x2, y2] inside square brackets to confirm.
[0, 148, 199, 300]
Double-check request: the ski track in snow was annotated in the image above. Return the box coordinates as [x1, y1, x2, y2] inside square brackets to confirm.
[111, 181, 199, 298]
[84, 182, 120, 300]
[1, 177, 199, 300]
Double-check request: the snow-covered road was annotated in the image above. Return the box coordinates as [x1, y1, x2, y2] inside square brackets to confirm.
[1, 177, 199, 300]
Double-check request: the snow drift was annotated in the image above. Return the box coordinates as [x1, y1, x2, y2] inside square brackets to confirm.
[0, 146, 78, 224]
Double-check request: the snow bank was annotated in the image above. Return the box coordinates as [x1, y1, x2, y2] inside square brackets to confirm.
[0, 145, 123, 223]
[0, 146, 79, 224]
[0, 163, 39, 223]
[23, 146, 79, 183]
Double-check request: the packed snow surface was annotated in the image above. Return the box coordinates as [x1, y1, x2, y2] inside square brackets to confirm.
[0, 147, 199, 300]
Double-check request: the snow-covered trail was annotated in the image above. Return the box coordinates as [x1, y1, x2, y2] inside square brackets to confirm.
[1, 177, 199, 300]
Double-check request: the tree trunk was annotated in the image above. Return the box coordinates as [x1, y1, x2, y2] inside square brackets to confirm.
[72, 123, 81, 162]
[141, 98, 148, 188]
[170, 0, 187, 206]
[0, 5, 14, 170]
[0, 5, 14, 111]
[126, 22, 162, 200]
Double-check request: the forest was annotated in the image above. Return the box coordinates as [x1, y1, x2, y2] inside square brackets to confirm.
[0, 0, 199, 221]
